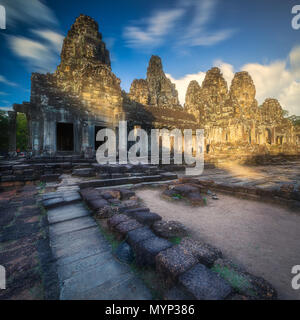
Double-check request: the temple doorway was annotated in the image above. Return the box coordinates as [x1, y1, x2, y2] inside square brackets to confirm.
[57, 123, 74, 151]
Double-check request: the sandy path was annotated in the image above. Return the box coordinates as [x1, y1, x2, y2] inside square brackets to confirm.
[136, 188, 300, 300]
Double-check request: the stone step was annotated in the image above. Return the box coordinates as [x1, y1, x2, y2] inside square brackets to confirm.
[72, 168, 96, 177]
[56, 245, 111, 267]
[79, 173, 177, 189]
[49, 216, 97, 237]
[45, 194, 152, 300]
[57, 250, 114, 282]
[42, 191, 82, 209]
[66, 272, 152, 300]
[50, 227, 111, 261]
[60, 258, 133, 300]
[47, 203, 90, 224]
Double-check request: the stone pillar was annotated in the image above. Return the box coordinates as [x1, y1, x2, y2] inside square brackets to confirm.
[32, 120, 42, 154]
[8, 111, 17, 156]
[272, 127, 276, 145]
[81, 121, 89, 152]
[43, 119, 56, 154]
[26, 114, 33, 154]
[74, 121, 81, 153]
[88, 124, 95, 150]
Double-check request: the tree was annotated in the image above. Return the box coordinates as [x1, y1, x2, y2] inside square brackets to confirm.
[288, 115, 300, 127]
[282, 109, 289, 118]
[16, 113, 29, 151]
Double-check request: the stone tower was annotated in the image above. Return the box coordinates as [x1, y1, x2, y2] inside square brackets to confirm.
[129, 55, 181, 109]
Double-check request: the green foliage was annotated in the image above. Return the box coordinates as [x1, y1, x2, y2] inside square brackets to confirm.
[97, 222, 121, 251]
[169, 236, 182, 245]
[0, 111, 29, 152]
[212, 264, 255, 296]
[288, 115, 300, 127]
[16, 113, 29, 151]
[0, 111, 9, 152]
[282, 109, 289, 118]
[129, 261, 165, 300]
[282, 111, 300, 127]
[172, 193, 184, 199]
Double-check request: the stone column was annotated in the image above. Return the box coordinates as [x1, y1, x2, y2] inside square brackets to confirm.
[26, 114, 33, 154]
[74, 120, 81, 153]
[88, 124, 95, 151]
[81, 121, 89, 151]
[82, 122, 94, 158]
[8, 111, 17, 156]
[43, 119, 55, 154]
[31, 120, 42, 154]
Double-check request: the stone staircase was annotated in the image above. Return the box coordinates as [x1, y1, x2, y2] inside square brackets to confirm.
[42, 185, 152, 300]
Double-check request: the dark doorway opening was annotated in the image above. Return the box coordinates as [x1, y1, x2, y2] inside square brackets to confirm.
[95, 126, 106, 151]
[206, 144, 210, 154]
[265, 128, 272, 145]
[57, 123, 74, 151]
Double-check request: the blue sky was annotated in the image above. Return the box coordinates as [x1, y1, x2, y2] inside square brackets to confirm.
[0, 0, 300, 115]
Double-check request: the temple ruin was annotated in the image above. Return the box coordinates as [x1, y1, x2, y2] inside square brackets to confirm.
[8, 14, 300, 163]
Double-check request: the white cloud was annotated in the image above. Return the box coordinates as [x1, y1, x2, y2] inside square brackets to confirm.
[124, 8, 184, 48]
[166, 46, 300, 115]
[124, 0, 234, 49]
[9, 36, 48, 60]
[241, 61, 293, 103]
[185, 30, 234, 47]
[0, 107, 13, 111]
[4, 0, 63, 73]
[0, 75, 18, 87]
[8, 30, 64, 72]
[32, 29, 64, 52]
[166, 71, 206, 105]
[279, 81, 300, 116]
[213, 60, 235, 86]
[1, 0, 57, 27]
[290, 45, 300, 79]
[180, 0, 235, 47]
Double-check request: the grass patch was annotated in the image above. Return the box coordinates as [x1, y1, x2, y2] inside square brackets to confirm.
[172, 193, 184, 200]
[37, 181, 46, 194]
[129, 261, 166, 300]
[95, 216, 167, 300]
[169, 237, 182, 245]
[211, 264, 256, 296]
[96, 219, 121, 252]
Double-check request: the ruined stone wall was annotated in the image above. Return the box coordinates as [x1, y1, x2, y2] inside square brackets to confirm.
[184, 67, 299, 159]
[15, 14, 126, 155]
[127, 55, 198, 132]
[129, 55, 181, 110]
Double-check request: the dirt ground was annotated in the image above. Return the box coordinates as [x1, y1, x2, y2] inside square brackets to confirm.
[136, 188, 300, 300]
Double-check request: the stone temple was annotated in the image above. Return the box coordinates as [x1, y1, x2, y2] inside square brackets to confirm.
[9, 14, 300, 163]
